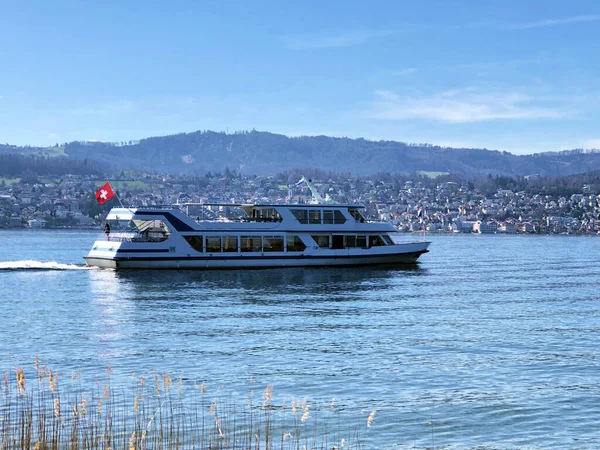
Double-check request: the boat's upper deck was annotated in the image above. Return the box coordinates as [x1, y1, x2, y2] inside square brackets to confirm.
[104, 202, 393, 234]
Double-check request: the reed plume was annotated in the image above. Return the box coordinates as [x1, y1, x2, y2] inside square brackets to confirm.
[367, 410, 376, 428]
[16, 367, 26, 394]
[1, 359, 367, 449]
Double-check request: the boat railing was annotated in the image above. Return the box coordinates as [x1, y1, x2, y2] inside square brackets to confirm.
[192, 216, 283, 223]
[99, 231, 169, 243]
[292, 218, 388, 225]
[98, 232, 137, 242]
[365, 218, 389, 223]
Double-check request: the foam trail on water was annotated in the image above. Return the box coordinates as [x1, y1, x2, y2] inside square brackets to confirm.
[0, 260, 90, 271]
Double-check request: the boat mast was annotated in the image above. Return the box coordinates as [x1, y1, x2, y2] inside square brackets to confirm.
[296, 176, 324, 204]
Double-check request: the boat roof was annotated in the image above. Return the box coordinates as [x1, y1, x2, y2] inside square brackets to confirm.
[105, 202, 367, 221]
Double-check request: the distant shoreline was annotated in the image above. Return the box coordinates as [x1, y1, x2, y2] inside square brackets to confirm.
[1, 227, 599, 237]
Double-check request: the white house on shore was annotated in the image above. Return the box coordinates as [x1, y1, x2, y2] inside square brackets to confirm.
[28, 219, 47, 228]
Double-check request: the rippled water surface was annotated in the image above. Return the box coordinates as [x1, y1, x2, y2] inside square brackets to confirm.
[1, 229, 599, 448]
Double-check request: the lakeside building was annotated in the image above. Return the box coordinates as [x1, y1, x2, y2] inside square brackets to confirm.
[2, 174, 600, 234]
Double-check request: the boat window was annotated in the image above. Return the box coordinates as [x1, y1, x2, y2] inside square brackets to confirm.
[369, 235, 385, 247]
[107, 218, 138, 232]
[253, 208, 282, 222]
[291, 209, 308, 224]
[331, 235, 344, 249]
[323, 210, 347, 224]
[206, 236, 222, 253]
[349, 208, 365, 222]
[241, 236, 262, 252]
[223, 236, 238, 252]
[131, 219, 171, 242]
[263, 236, 284, 252]
[184, 235, 203, 252]
[309, 210, 322, 224]
[334, 210, 347, 224]
[382, 234, 394, 245]
[286, 235, 306, 252]
[357, 235, 367, 248]
[344, 235, 356, 248]
[311, 235, 330, 248]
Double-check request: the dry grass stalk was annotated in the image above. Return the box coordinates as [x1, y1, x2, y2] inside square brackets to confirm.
[53, 398, 60, 419]
[16, 367, 26, 394]
[301, 404, 310, 423]
[128, 432, 135, 450]
[264, 384, 273, 402]
[262, 384, 273, 409]
[49, 369, 56, 393]
[367, 410, 376, 428]
[163, 372, 172, 392]
[1, 363, 366, 450]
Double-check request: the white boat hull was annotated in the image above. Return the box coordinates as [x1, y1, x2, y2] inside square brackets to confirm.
[84, 244, 429, 270]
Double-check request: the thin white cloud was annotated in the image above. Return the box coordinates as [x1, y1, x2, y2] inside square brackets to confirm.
[366, 88, 566, 123]
[281, 29, 400, 50]
[456, 58, 561, 69]
[499, 14, 600, 30]
[583, 139, 600, 149]
[394, 68, 417, 76]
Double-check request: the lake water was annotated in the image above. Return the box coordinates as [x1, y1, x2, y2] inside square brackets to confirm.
[1, 230, 599, 449]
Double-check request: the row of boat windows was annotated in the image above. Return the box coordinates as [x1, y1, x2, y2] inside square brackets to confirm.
[184, 235, 307, 253]
[311, 234, 393, 249]
[183, 234, 393, 253]
[291, 209, 347, 224]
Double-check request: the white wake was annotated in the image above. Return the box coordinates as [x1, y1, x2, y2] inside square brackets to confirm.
[0, 260, 90, 271]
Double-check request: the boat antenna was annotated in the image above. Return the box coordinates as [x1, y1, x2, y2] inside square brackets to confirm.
[295, 176, 324, 204]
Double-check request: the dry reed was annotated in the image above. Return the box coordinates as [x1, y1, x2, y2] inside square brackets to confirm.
[1, 358, 368, 450]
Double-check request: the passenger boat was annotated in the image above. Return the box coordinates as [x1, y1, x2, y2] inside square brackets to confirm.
[84, 181, 430, 269]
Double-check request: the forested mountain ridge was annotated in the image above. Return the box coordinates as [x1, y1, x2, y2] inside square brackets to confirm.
[3, 131, 600, 177]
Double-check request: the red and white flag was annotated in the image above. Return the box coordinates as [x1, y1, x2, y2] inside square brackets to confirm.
[95, 182, 116, 205]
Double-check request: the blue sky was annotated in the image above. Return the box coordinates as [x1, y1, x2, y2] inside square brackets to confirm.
[1, 0, 599, 154]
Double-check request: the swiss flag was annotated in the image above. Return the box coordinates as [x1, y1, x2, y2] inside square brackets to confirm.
[95, 182, 116, 205]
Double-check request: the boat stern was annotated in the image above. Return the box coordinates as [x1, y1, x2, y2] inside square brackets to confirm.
[83, 239, 122, 269]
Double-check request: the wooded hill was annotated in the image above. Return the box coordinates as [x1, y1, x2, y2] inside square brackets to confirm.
[3, 130, 600, 177]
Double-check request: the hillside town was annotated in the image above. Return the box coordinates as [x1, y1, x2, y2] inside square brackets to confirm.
[1, 173, 600, 234]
